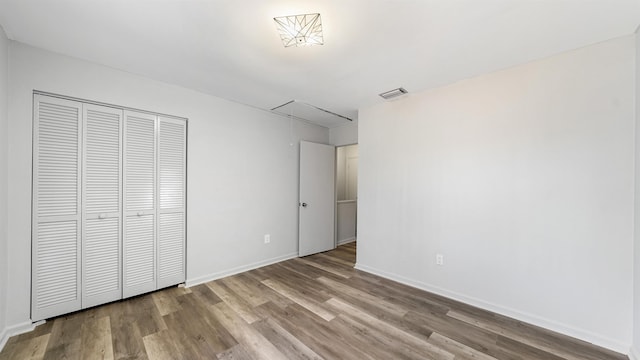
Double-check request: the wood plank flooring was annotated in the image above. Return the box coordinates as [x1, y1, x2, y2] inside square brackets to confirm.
[0, 242, 628, 360]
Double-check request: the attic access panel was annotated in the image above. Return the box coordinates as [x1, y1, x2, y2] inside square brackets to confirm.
[271, 100, 352, 128]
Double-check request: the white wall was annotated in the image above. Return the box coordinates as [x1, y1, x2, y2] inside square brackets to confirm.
[0, 25, 9, 348]
[633, 26, 640, 360]
[337, 202, 357, 244]
[336, 147, 347, 200]
[330, 122, 358, 146]
[336, 144, 359, 244]
[357, 35, 635, 352]
[5, 42, 329, 329]
[336, 145, 359, 201]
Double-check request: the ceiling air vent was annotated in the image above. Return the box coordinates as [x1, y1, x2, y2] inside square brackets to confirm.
[379, 87, 408, 100]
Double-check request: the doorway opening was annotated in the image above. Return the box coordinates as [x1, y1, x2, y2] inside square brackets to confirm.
[336, 144, 358, 245]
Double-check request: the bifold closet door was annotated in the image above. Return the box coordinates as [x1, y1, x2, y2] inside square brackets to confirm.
[157, 117, 186, 288]
[123, 110, 158, 297]
[82, 104, 123, 308]
[33, 95, 186, 319]
[32, 95, 83, 321]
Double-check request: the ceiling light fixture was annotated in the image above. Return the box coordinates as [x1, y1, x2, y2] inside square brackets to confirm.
[379, 87, 408, 100]
[274, 13, 324, 47]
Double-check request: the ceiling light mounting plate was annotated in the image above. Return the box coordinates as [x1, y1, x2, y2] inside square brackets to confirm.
[274, 13, 324, 48]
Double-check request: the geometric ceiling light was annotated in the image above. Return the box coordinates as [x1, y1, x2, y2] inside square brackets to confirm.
[273, 13, 324, 47]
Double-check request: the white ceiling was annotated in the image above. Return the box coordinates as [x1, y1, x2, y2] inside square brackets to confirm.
[0, 0, 639, 127]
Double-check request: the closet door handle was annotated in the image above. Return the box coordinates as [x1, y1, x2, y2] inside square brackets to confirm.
[98, 213, 106, 219]
[137, 211, 143, 216]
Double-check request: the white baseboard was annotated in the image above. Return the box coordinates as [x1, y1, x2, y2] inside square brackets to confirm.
[0, 321, 37, 352]
[630, 345, 639, 360]
[337, 237, 356, 246]
[186, 252, 298, 287]
[354, 263, 630, 355]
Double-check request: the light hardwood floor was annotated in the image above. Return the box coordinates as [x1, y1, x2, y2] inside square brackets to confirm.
[0, 242, 628, 360]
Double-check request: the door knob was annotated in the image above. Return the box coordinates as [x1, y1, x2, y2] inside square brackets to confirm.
[301, 203, 308, 207]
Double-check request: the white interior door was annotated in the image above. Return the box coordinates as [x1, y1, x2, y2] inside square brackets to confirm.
[32, 95, 83, 321]
[82, 103, 123, 308]
[157, 117, 186, 288]
[123, 110, 157, 297]
[299, 141, 335, 257]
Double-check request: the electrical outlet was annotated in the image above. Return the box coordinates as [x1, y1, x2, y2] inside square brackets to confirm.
[436, 254, 444, 266]
[264, 234, 271, 244]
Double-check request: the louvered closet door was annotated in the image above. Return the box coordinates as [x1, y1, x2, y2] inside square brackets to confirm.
[82, 104, 123, 308]
[123, 111, 157, 297]
[32, 95, 83, 321]
[157, 117, 186, 288]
